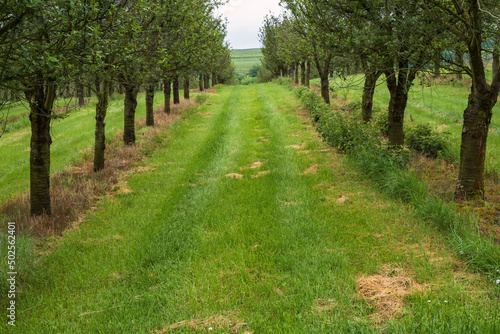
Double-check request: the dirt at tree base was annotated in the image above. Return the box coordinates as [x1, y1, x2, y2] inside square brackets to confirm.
[410, 154, 500, 243]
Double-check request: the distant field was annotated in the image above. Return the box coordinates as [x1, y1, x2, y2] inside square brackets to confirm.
[231, 48, 263, 75]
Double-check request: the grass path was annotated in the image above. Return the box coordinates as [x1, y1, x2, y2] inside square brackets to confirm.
[7, 84, 499, 333]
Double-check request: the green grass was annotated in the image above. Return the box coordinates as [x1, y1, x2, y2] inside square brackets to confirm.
[0, 92, 168, 203]
[312, 73, 500, 173]
[4, 84, 499, 333]
[231, 48, 263, 75]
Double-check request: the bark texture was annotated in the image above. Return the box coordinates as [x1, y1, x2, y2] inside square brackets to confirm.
[26, 78, 56, 216]
[300, 62, 306, 86]
[314, 53, 332, 105]
[145, 82, 155, 127]
[123, 84, 138, 145]
[204, 74, 210, 90]
[386, 81, 408, 146]
[493, 37, 499, 82]
[455, 87, 496, 199]
[306, 61, 310, 88]
[163, 79, 171, 114]
[94, 79, 109, 172]
[198, 74, 204, 92]
[173, 76, 180, 104]
[294, 64, 299, 84]
[184, 76, 190, 100]
[383, 54, 421, 146]
[455, 17, 500, 199]
[77, 82, 85, 106]
[362, 71, 382, 122]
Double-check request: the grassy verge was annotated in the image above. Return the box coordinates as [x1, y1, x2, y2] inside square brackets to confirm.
[294, 84, 500, 274]
[3, 84, 499, 333]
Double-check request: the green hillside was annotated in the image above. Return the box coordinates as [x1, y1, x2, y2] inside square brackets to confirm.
[231, 48, 263, 75]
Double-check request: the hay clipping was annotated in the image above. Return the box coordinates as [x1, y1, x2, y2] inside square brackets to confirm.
[357, 265, 423, 323]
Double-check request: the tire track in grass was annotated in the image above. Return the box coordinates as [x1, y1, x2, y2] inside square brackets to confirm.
[137, 86, 243, 269]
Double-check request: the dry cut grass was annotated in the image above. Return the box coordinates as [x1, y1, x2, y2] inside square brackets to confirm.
[357, 264, 425, 323]
[154, 311, 248, 333]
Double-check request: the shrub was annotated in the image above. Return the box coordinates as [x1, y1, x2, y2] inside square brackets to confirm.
[273, 76, 292, 86]
[405, 124, 449, 158]
[240, 76, 257, 85]
[195, 93, 209, 104]
[372, 107, 389, 136]
[257, 67, 274, 83]
[342, 101, 362, 113]
[247, 64, 260, 77]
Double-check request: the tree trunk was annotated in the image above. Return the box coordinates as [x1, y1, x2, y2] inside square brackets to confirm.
[386, 84, 408, 146]
[300, 62, 306, 86]
[383, 47, 422, 147]
[86, 85, 91, 98]
[94, 79, 101, 97]
[173, 76, 180, 105]
[163, 79, 171, 114]
[212, 72, 216, 87]
[94, 79, 109, 172]
[294, 64, 299, 84]
[306, 61, 311, 88]
[204, 74, 210, 90]
[455, 27, 500, 200]
[123, 83, 138, 145]
[455, 88, 495, 200]
[344, 63, 351, 76]
[493, 36, 499, 82]
[362, 71, 382, 122]
[109, 83, 114, 97]
[118, 83, 124, 95]
[26, 78, 55, 216]
[199, 74, 204, 92]
[77, 81, 85, 106]
[433, 51, 441, 77]
[184, 76, 190, 100]
[319, 72, 330, 105]
[146, 82, 155, 127]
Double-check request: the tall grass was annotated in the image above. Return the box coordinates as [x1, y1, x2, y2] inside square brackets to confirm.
[294, 86, 500, 275]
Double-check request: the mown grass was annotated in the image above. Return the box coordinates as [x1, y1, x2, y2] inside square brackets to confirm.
[4, 84, 499, 333]
[0, 91, 175, 204]
[231, 48, 263, 75]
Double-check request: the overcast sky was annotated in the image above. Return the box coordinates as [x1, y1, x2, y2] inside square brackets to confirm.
[218, 0, 283, 50]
